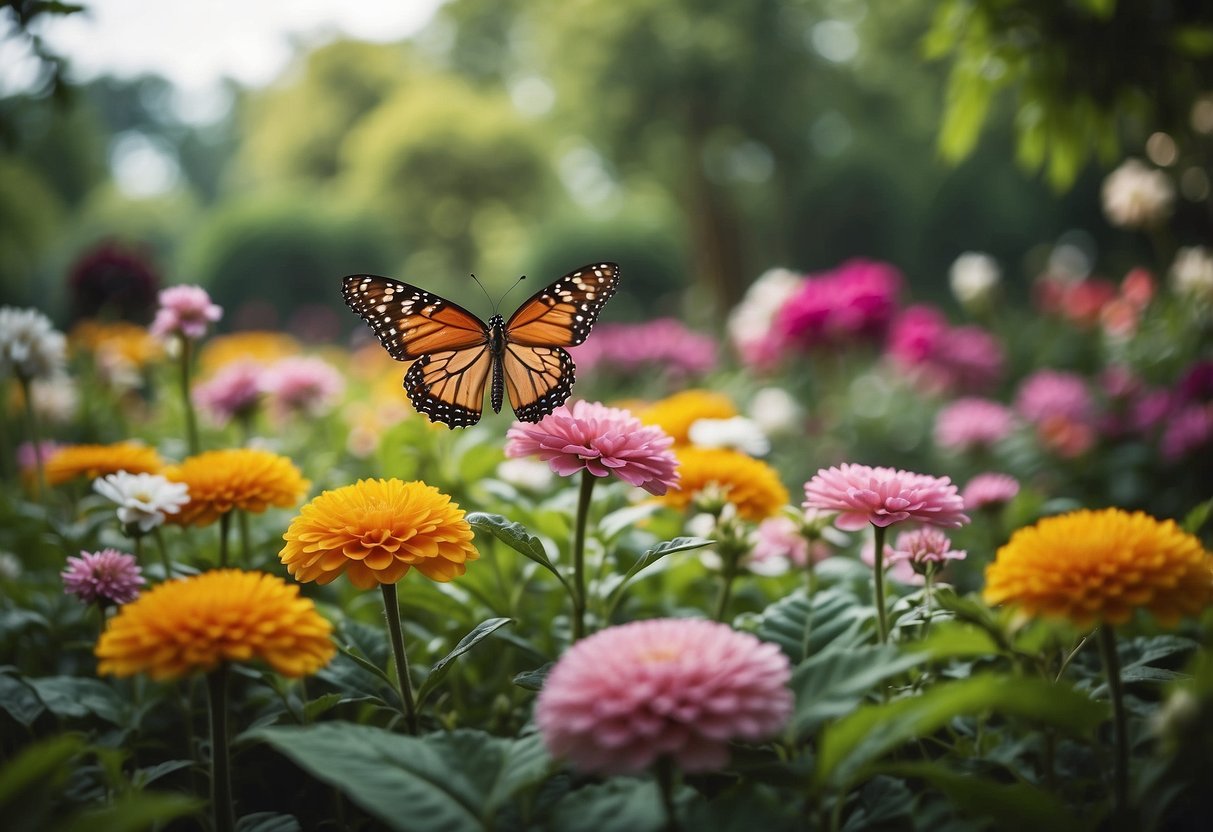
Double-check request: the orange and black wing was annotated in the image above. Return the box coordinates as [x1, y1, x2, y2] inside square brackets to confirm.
[342, 274, 488, 359]
[403, 347, 494, 428]
[504, 262, 620, 348]
[502, 344, 576, 422]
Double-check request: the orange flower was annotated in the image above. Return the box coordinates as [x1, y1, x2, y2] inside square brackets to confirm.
[44, 442, 163, 486]
[659, 447, 788, 521]
[96, 569, 334, 680]
[280, 478, 478, 589]
[638, 390, 737, 445]
[164, 448, 309, 526]
[197, 331, 300, 377]
[70, 320, 162, 367]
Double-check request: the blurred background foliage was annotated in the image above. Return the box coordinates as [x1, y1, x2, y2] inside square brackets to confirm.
[1, 0, 1211, 326]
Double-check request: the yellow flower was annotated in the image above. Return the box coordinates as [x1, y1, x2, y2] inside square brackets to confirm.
[659, 447, 789, 521]
[984, 509, 1213, 628]
[164, 449, 309, 526]
[44, 442, 163, 486]
[638, 390, 737, 445]
[70, 320, 163, 367]
[280, 478, 479, 589]
[198, 331, 300, 377]
[96, 569, 334, 680]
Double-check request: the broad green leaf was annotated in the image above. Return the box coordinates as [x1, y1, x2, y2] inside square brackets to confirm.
[0, 734, 84, 809]
[549, 779, 666, 832]
[467, 513, 567, 587]
[791, 643, 929, 739]
[599, 503, 663, 540]
[132, 759, 193, 788]
[27, 677, 125, 724]
[1182, 497, 1212, 534]
[250, 723, 551, 832]
[875, 761, 1080, 832]
[755, 587, 872, 663]
[816, 675, 1106, 788]
[0, 672, 45, 727]
[236, 812, 303, 832]
[416, 617, 514, 706]
[513, 664, 551, 691]
[907, 621, 1000, 659]
[59, 793, 202, 832]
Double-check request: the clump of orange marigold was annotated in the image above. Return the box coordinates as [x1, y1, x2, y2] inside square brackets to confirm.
[70, 320, 162, 367]
[659, 447, 789, 521]
[638, 389, 738, 445]
[279, 478, 479, 589]
[164, 448, 309, 526]
[44, 442, 163, 486]
[198, 331, 300, 377]
[984, 508, 1213, 628]
[95, 569, 334, 680]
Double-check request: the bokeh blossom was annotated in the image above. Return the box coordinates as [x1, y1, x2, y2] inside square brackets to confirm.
[0, 306, 67, 381]
[96, 569, 335, 679]
[934, 398, 1015, 452]
[686, 416, 770, 456]
[62, 549, 144, 606]
[571, 318, 717, 380]
[961, 472, 1020, 509]
[949, 252, 1001, 312]
[1161, 404, 1213, 462]
[536, 618, 793, 774]
[164, 448, 309, 526]
[804, 463, 969, 531]
[1015, 369, 1096, 457]
[776, 258, 902, 351]
[506, 401, 679, 496]
[1170, 246, 1213, 304]
[887, 306, 1004, 393]
[727, 268, 805, 369]
[749, 515, 829, 576]
[198, 330, 301, 376]
[1101, 158, 1174, 229]
[639, 389, 738, 445]
[280, 478, 478, 588]
[43, 442, 163, 486]
[67, 240, 161, 322]
[262, 355, 345, 417]
[93, 471, 190, 533]
[192, 360, 264, 425]
[150, 285, 222, 340]
[984, 509, 1213, 627]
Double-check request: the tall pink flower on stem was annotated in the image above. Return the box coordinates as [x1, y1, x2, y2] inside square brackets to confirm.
[151, 285, 222, 454]
[887, 528, 966, 637]
[193, 360, 264, 429]
[507, 401, 679, 641]
[804, 463, 969, 643]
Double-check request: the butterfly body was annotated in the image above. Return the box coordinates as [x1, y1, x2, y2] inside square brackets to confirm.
[343, 263, 620, 428]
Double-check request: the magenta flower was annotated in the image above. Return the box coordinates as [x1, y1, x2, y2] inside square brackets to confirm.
[804, 463, 970, 531]
[150, 284, 222, 340]
[1161, 404, 1213, 462]
[62, 549, 144, 606]
[535, 618, 793, 774]
[263, 356, 345, 417]
[887, 307, 1004, 393]
[570, 318, 717, 380]
[939, 326, 1004, 392]
[1015, 369, 1093, 425]
[775, 258, 902, 350]
[886, 528, 966, 574]
[505, 400, 679, 495]
[961, 472, 1020, 509]
[193, 360, 264, 425]
[886, 305, 946, 368]
[934, 398, 1015, 452]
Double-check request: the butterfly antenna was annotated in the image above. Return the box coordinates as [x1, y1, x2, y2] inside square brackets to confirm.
[470, 273, 527, 315]
[497, 275, 527, 313]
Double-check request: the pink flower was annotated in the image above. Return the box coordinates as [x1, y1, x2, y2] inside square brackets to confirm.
[263, 356, 345, 417]
[570, 318, 717, 380]
[961, 473, 1020, 509]
[61, 549, 144, 606]
[150, 285, 222, 340]
[804, 463, 970, 531]
[886, 528, 966, 573]
[505, 400, 679, 495]
[193, 360, 264, 425]
[748, 515, 831, 575]
[886, 305, 946, 368]
[939, 326, 1004, 392]
[1161, 404, 1213, 461]
[887, 307, 1003, 393]
[775, 259, 902, 350]
[860, 540, 922, 585]
[535, 618, 793, 774]
[934, 398, 1015, 452]
[1015, 370, 1093, 425]
[16, 439, 60, 472]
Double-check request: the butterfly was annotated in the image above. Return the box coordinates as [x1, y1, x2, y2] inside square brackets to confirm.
[342, 263, 620, 428]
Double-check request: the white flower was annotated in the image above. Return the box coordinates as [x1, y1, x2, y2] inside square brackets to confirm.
[949, 252, 1001, 311]
[0, 306, 67, 381]
[496, 458, 555, 491]
[727, 268, 804, 355]
[748, 386, 801, 436]
[1101, 158, 1175, 229]
[1170, 246, 1213, 304]
[0, 552, 21, 581]
[93, 472, 190, 533]
[27, 375, 78, 424]
[688, 416, 771, 456]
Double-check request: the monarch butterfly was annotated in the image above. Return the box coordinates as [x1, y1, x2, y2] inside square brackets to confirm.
[342, 263, 620, 428]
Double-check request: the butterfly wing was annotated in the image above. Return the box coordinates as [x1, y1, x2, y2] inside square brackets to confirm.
[403, 347, 494, 428]
[342, 275, 488, 359]
[502, 344, 576, 423]
[505, 262, 620, 347]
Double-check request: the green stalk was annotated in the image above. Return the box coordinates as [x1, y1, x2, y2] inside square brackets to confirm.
[654, 756, 680, 832]
[218, 513, 230, 568]
[871, 523, 890, 644]
[238, 510, 250, 565]
[712, 546, 739, 623]
[380, 582, 419, 734]
[801, 550, 817, 660]
[19, 376, 47, 503]
[570, 470, 597, 641]
[1098, 626, 1129, 812]
[206, 664, 235, 832]
[154, 526, 173, 579]
[178, 335, 200, 455]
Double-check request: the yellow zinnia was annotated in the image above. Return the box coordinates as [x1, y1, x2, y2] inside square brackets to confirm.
[164, 448, 309, 526]
[96, 569, 335, 680]
[280, 478, 479, 589]
[659, 447, 789, 521]
[198, 331, 300, 377]
[638, 389, 737, 445]
[70, 320, 162, 367]
[984, 508, 1213, 628]
[44, 442, 163, 486]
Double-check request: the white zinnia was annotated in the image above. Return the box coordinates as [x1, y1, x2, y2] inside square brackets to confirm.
[1101, 158, 1175, 229]
[1170, 246, 1213, 304]
[0, 306, 67, 381]
[27, 375, 78, 423]
[748, 386, 801, 436]
[93, 472, 190, 533]
[949, 252, 1001, 311]
[726, 268, 804, 355]
[688, 416, 771, 456]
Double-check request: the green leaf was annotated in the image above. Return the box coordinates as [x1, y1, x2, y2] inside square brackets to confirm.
[0, 672, 45, 727]
[0, 734, 84, 810]
[59, 793, 202, 832]
[875, 761, 1080, 832]
[302, 692, 344, 722]
[790, 643, 929, 739]
[598, 503, 664, 540]
[513, 664, 551, 691]
[467, 513, 567, 586]
[131, 759, 193, 788]
[236, 812, 303, 832]
[416, 617, 514, 706]
[249, 723, 552, 832]
[26, 677, 125, 724]
[1182, 497, 1213, 534]
[755, 587, 872, 663]
[606, 537, 712, 608]
[907, 621, 1000, 659]
[816, 675, 1106, 788]
[549, 779, 666, 832]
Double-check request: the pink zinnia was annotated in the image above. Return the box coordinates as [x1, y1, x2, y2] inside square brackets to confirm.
[961, 473, 1020, 509]
[886, 528, 966, 574]
[535, 618, 793, 774]
[193, 360, 264, 425]
[1161, 404, 1213, 462]
[748, 515, 830, 575]
[804, 463, 969, 531]
[505, 400, 679, 495]
[61, 549, 144, 606]
[938, 325, 1004, 392]
[776, 258, 902, 350]
[886, 305, 946, 368]
[1015, 370, 1094, 425]
[934, 398, 1015, 452]
[888, 307, 1003, 394]
[570, 318, 717, 380]
[150, 284, 222, 340]
[263, 356, 345, 417]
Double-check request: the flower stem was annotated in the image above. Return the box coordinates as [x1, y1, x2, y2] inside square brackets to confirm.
[380, 582, 419, 734]
[18, 376, 46, 503]
[871, 523, 889, 644]
[570, 470, 596, 641]
[206, 664, 235, 832]
[1098, 625, 1130, 813]
[178, 335, 200, 455]
[654, 756, 680, 832]
[154, 526, 173, 579]
[712, 549, 739, 623]
[218, 513, 230, 568]
[238, 510, 250, 565]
